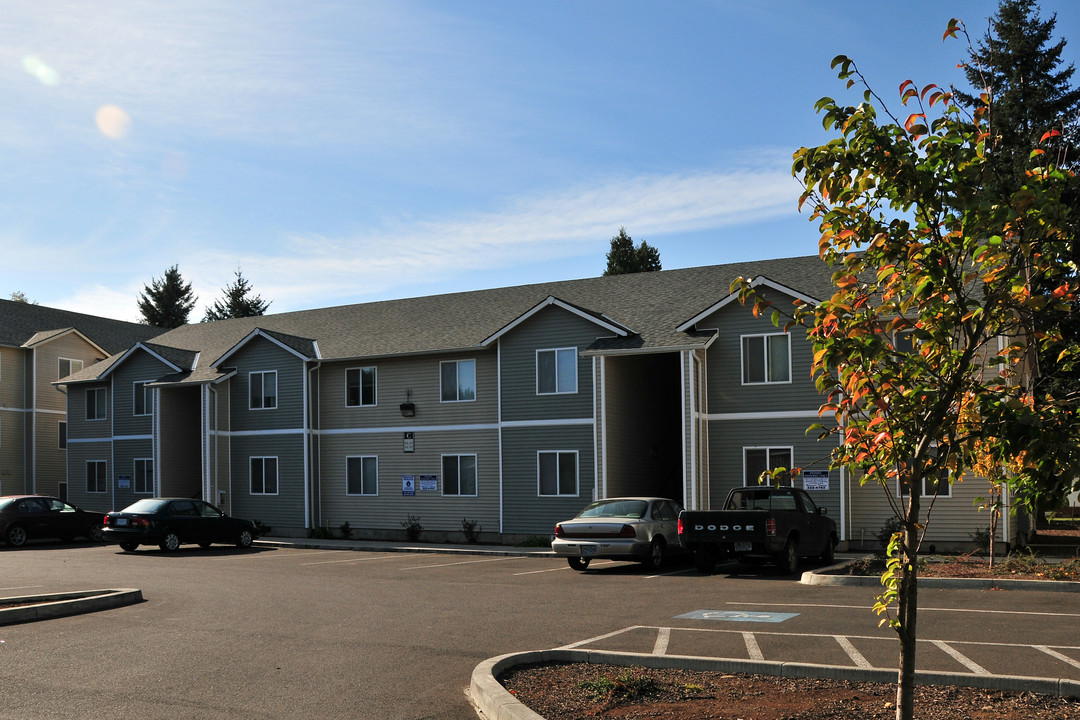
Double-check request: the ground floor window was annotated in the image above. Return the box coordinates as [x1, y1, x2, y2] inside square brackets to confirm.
[442, 454, 477, 496]
[134, 458, 154, 494]
[346, 456, 378, 496]
[538, 450, 578, 496]
[58, 421, 67, 450]
[86, 460, 107, 493]
[744, 447, 792, 486]
[251, 457, 279, 495]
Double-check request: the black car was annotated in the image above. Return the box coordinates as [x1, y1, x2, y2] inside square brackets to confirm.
[103, 498, 258, 552]
[0, 495, 105, 547]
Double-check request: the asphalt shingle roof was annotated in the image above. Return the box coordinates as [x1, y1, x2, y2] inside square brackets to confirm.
[66, 255, 836, 383]
[0, 299, 164, 354]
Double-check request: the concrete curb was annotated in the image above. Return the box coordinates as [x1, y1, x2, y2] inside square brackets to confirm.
[470, 649, 1080, 719]
[254, 538, 555, 558]
[0, 588, 144, 625]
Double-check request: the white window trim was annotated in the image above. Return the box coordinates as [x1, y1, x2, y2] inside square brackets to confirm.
[441, 453, 478, 497]
[132, 380, 154, 416]
[740, 332, 793, 385]
[440, 359, 477, 403]
[536, 347, 578, 395]
[133, 458, 154, 494]
[345, 455, 379, 496]
[86, 387, 107, 421]
[537, 450, 579, 497]
[249, 370, 278, 411]
[58, 357, 84, 381]
[345, 367, 378, 408]
[743, 446, 795, 486]
[86, 460, 107, 493]
[250, 456, 279, 495]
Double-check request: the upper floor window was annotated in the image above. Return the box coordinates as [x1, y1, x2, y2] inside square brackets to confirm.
[741, 333, 790, 384]
[59, 358, 83, 380]
[442, 454, 477, 496]
[440, 359, 476, 403]
[346, 367, 377, 407]
[537, 348, 578, 395]
[744, 446, 792, 486]
[133, 381, 154, 416]
[86, 387, 107, 421]
[249, 371, 277, 410]
[346, 456, 378, 496]
[538, 450, 578, 496]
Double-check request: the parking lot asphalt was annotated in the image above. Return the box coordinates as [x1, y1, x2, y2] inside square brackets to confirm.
[4, 537, 1080, 719]
[247, 537, 1080, 719]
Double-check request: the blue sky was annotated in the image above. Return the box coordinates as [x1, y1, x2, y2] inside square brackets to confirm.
[4, 1, 1078, 322]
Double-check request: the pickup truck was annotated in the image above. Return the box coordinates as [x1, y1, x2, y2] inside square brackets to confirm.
[678, 485, 837, 574]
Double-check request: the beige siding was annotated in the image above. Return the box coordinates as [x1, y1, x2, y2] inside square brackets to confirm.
[0, 346, 27, 408]
[36, 333, 104, 412]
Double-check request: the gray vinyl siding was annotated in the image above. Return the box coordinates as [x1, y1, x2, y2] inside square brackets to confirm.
[228, 338, 306, 433]
[111, 351, 172, 437]
[231, 434, 306, 530]
[318, 351, 498, 431]
[318, 428, 499, 533]
[699, 301, 822, 414]
[501, 424, 595, 535]
[111, 438, 156, 508]
[64, 442, 111, 511]
[707, 416, 842, 519]
[499, 307, 597, 423]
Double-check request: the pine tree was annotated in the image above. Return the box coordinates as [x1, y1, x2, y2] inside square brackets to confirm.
[603, 228, 662, 276]
[137, 265, 196, 328]
[957, 0, 1080, 194]
[203, 267, 271, 321]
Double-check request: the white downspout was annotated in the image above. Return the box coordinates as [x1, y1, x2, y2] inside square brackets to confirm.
[497, 342, 504, 534]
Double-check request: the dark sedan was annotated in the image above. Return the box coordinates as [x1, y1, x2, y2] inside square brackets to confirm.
[0, 495, 105, 547]
[103, 498, 257, 552]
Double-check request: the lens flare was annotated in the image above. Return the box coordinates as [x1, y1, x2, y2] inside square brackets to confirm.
[95, 105, 132, 139]
[22, 55, 60, 86]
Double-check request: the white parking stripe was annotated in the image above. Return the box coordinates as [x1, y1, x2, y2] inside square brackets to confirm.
[834, 635, 874, 668]
[652, 627, 671, 655]
[931, 639, 989, 674]
[301, 554, 400, 566]
[725, 601, 1080, 619]
[513, 559, 619, 575]
[1035, 646, 1080, 671]
[558, 625, 640, 650]
[743, 632, 764, 661]
[400, 556, 517, 570]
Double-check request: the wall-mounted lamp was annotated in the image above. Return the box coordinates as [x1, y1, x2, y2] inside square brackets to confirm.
[400, 389, 416, 418]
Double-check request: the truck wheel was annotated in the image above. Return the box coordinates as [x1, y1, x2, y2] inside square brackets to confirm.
[567, 557, 590, 571]
[777, 539, 798, 574]
[820, 535, 836, 565]
[642, 539, 665, 571]
[694, 550, 715, 574]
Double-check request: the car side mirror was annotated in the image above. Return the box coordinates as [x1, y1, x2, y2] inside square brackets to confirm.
[818, 507, 828, 515]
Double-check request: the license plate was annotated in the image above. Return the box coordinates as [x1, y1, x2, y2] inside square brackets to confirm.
[581, 545, 598, 556]
[735, 541, 752, 552]
[116, 518, 128, 526]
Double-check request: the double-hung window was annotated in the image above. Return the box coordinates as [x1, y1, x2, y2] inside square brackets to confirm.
[250, 371, 277, 410]
[251, 457, 278, 494]
[86, 460, 107, 493]
[133, 380, 153, 416]
[744, 447, 792, 486]
[741, 333, 790, 384]
[537, 348, 577, 394]
[345, 367, 376, 407]
[538, 451, 578, 496]
[346, 456, 378, 496]
[86, 387, 107, 421]
[134, 458, 154, 494]
[442, 454, 477, 496]
[440, 359, 476, 402]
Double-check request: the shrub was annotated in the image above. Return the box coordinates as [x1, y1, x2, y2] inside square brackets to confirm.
[401, 514, 423, 542]
[461, 518, 482, 544]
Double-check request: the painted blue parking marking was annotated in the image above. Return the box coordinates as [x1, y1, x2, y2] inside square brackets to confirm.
[676, 610, 799, 623]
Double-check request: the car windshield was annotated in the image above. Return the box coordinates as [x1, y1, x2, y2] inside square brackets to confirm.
[120, 499, 170, 514]
[577, 499, 647, 519]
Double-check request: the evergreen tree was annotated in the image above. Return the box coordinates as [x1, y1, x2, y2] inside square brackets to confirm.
[956, 0, 1080, 194]
[9, 291, 36, 304]
[137, 265, 196, 328]
[203, 267, 271, 322]
[603, 227, 662, 276]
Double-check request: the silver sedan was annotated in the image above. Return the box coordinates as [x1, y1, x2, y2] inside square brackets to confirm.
[551, 497, 683, 571]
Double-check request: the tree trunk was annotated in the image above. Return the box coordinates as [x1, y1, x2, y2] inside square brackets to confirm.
[895, 513, 919, 720]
